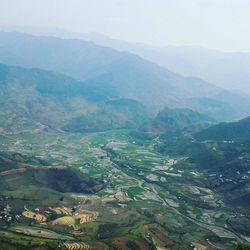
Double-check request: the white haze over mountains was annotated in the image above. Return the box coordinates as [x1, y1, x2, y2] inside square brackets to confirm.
[0, 0, 250, 93]
[0, 0, 250, 52]
[1, 26, 250, 95]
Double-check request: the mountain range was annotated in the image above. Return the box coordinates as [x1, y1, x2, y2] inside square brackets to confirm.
[0, 31, 250, 123]
[77, 32, 250, 94]
[3, 26, 248, 94]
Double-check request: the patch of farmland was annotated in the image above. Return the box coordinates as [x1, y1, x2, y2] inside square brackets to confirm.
[0, 167, 27, 176]
[138, 191, 159, 201]
[64, 242, 90, 250]
[152, 165, 170, 171]
[163, 172, 182, 177]
[69, 194, 99, 202]
[50, 207, 72, 216]
[191, 242, 207, 250]
[22, 210, 47, 223]
[12, 226, 73, 240]
[165, 198, 179, 208]
[51, 216, 76, 227]
[75, 212, 95, 224]
[146, 174, 159, 182]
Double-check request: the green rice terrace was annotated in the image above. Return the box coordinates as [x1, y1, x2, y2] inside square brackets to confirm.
[0, 128, 249, 250]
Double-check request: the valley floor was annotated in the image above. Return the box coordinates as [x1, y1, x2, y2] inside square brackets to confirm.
[0, 129, 249, 249]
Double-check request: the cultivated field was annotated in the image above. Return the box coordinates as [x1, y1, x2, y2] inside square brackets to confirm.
[22, 210, 47, 223]
[64, 242, 90, 250]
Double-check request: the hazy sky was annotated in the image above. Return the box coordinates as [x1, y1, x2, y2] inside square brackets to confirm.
[0, 0, 250, 52]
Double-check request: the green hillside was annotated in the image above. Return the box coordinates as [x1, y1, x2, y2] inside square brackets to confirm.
[0, 63, 148, 132]
[138, 107, 213, 138]
[64, 99, 148, 132]
[195, 116, 250, 141]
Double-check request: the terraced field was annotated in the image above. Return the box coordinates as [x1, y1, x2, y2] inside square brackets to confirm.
[12, 226, 74, 240]
[64, 242, 90, 250]
[75, 213, 95, 224]
[50, 207, 73, 216]
[22, 211, 47, 223]
[51, 216, 76, 227]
